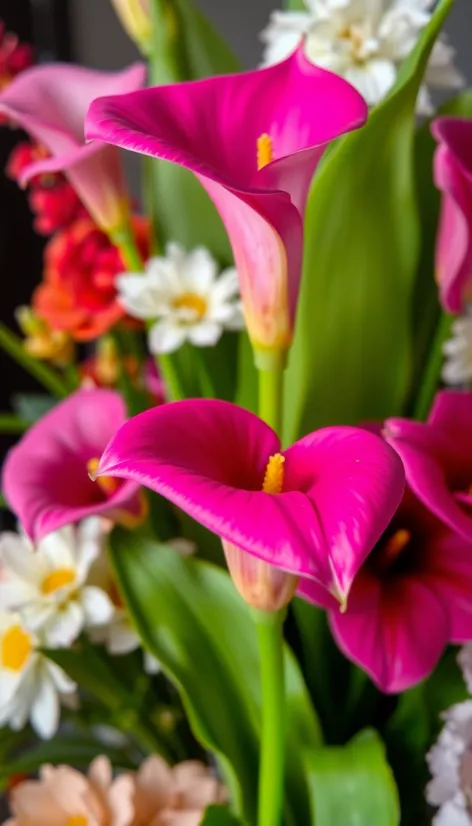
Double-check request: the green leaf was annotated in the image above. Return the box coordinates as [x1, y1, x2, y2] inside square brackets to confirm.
[284, 0, 455, 442]
[0, 736, 135, 788]
[201, 806, 245, 826]
[110, 531, 322, 826]
[12, 393, 56, 423]
[0, 323, 67, 399]
[304, 729, 400, 826]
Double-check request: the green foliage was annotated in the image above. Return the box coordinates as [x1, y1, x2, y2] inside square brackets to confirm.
[304, 729, 400, 826]
[109, 530, 322, 826]
[201, 806, 245, 826]
[284, 0, 455, 442]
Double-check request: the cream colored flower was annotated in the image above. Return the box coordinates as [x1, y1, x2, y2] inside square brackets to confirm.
[0, 519, 114, 648]
[117, 243, 244, 355]
[131, 756, 226, 826]
[260, 0, 464, 113]
[442, 310, 472, 387]
[0, 612, 76, 739]
[4, 756, 134, 826]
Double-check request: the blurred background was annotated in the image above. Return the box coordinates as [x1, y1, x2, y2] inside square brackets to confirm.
[0, 0, 471, 442]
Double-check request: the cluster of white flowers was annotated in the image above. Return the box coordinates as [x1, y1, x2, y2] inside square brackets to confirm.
[117, 243, 244, 355]
[260, 0, 464, 113]
[0, 519, 192, 739]
[426, 645, 472, 824]
[442, 309, 472, 387]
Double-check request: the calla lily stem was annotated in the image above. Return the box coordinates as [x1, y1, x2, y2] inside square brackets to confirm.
[252, 608, 286, 826]
[110, 223, 144, 272]
[258, 367, 284, 435]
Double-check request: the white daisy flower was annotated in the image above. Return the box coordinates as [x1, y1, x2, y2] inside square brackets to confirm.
[260, 0, 464, 113]
[426, 700, 472, 825]
[0, 612, 76, 739]
[0, 518, 114, 648]
[117, 243, 244, 355]
[443, 310, 472, 387]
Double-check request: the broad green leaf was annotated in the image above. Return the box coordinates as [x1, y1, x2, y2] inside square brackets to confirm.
[201, 806, 244, 826]
[304, 729, 400, 826]
[284, 0, 455, 442]
[110, 531, 322, 826]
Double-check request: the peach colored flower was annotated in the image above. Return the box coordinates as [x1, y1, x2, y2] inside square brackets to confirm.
[4, 756, 134, 826]
[132, 757, 226, 826]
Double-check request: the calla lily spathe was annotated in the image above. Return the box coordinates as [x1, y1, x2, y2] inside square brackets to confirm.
[85, 48, 367, 357]
[0, 62, 145, 232]
[2, 389, 145, 542]
[385, 390, 472, 545]
[432, 117, 472, 313]
[93, 399, 404, 605]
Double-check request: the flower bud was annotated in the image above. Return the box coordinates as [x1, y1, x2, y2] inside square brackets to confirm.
[222, 540, 299, 612]
[111, 0, 152, 55]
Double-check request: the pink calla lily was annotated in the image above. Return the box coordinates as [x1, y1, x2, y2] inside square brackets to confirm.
[300, 486, 472, 694]
[0, 62, 146, 231]
[85, 49, 367, 355]
[93, 399, 404, 604]
[431, 117, 472, 313]
[385, 391, 472, 545]
[2, 389, 145, 541]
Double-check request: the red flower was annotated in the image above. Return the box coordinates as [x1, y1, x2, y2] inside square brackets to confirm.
[0, 21, 33, 90]
[7, 141, 86, 235]
[33, 216, 149, 341]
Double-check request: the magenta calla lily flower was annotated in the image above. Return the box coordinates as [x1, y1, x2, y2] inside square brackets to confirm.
[85, 49, 367, 355]
[93, 399, 404, 605]
[0, 62, 145, 232]
[385, 391, 472, 545]
[431, 117, 472, 313]
[2, 389, 145, 541]
[300, 486, 472, 694]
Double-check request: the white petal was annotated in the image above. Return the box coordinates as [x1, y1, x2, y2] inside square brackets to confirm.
[39, 527, 76, 569]
[187, 321, 223, 348]
[148, 319, 188, 354]
[80, 587, 115, 626]
[181, 247, 218, 292]
[107, 618, 140, 655]
[44, 660, 77, 694]
[0, 580, 38, 611]
[345, 59, 397, 106]
[42, 601, 84, 648]
[30, 666, 60, 739]
[0, 667, 25, 706]
[117, 274, 169, 319]
[144, 651, 161, 675]
[210, 268, 240, 305]
[433, 801, 471, 826]
[0, 535, 44, 584]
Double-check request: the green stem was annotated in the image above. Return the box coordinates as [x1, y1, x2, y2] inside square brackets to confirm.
[0, 414, 28, 434]
[258, 367, 284, 434]
[252, 608, 286, 826]
[110, 224, 144, 272]
[157, 353, 186, 401]
[0, 323, 67, 398]
[413, 312, 453, 421]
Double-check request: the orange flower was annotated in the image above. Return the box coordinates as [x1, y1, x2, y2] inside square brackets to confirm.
[33, 216, 149, 342]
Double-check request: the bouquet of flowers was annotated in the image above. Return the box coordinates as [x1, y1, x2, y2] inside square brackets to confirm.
[1, 1, 472, 824]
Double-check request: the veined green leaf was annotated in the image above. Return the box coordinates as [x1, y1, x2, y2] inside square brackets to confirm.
[110, 531, 321, 826]
[284, 0, 455, 442]
[304, 729, 400, 826]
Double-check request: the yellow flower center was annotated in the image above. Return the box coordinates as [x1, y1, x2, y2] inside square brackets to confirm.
[66, 817, 88, 826]
[262, 453, 285, 494]
[87, 457, 120, 495]
[41, 568, 76, 595]
[257, 133, 274, 171]
[1, 625, 32, 671]
[172, 293, 207, 319]
[382, 529, 411, 567]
